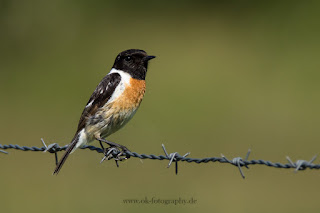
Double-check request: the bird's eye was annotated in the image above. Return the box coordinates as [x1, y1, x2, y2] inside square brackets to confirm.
[125, 56, 131, 61]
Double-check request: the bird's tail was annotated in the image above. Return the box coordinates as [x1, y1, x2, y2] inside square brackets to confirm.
[53, 134, 80, 175]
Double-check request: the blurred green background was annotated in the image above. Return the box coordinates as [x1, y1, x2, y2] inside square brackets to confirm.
[1, 0, 320, 212]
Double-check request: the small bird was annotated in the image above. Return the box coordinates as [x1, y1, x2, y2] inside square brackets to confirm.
[53, 49, 155, 175]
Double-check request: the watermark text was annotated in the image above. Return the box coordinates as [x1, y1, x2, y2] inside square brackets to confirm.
[123, 197, 197, 205]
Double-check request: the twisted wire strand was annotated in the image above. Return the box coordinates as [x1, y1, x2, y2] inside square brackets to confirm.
[0, 143, 319, 178]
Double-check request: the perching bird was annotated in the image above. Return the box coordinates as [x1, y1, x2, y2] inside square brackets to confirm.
[53, 49, 155, 174]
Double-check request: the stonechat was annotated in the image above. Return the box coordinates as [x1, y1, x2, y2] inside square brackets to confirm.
[53, 49, 155, 174]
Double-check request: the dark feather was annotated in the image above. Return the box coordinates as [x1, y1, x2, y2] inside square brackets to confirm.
[76, 72, 121, 133]
[53, 133, 79, 175]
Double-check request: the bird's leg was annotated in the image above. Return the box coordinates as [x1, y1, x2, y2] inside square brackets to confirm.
[99, 140, 105, 150]
[97, 138, 130, 152]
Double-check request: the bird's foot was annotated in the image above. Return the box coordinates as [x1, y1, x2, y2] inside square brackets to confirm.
[97, 138, 130, 166]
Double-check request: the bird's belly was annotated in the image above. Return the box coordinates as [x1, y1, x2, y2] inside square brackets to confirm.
[100, 107, 138, 138]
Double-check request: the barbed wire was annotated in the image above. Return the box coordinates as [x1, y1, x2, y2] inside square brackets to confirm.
[0, 140, 319, 178]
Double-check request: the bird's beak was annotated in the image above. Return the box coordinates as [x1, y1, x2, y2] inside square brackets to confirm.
[146, 55, 156, 61]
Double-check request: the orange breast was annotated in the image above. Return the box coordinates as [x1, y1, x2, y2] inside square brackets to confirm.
[112, 78, 146, 109]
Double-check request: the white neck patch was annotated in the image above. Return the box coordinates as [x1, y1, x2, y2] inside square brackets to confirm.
[109, 68, 131, 86]
[106, 68, 132, 103]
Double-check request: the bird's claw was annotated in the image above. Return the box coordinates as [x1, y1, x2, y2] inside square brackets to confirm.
[100, 145, 130, 166]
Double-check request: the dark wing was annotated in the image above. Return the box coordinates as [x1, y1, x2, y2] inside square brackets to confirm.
[76, 72, 121, 133]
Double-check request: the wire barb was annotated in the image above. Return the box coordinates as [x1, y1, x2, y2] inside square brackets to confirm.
[41, 138, 59, 165]
[286, 155, 317, 172]
[162, 144, 190, 175]
[0, 149, 8, 154]
[221, 149, 251, 179]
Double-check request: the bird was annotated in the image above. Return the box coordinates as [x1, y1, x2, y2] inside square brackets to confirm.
[53, 49, 155, 175]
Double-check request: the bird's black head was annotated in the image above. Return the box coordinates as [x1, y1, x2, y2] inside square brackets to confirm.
[112, 49, 156, 80]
